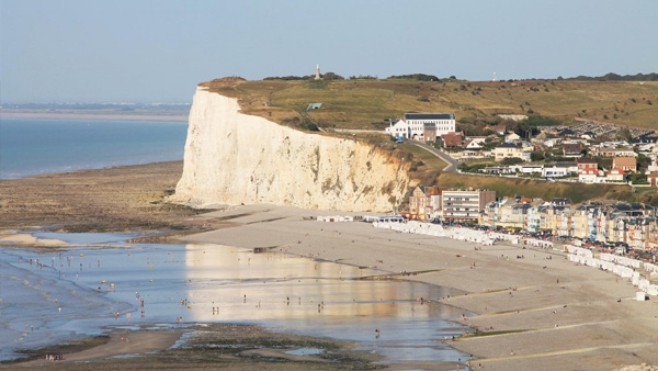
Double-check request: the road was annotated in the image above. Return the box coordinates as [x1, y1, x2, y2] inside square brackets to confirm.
[410, 142, 459, 173]
[326, 130, 460, 173]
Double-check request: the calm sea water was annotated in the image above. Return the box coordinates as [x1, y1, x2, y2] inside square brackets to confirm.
[0, 118, 187, 179]
[0, 233, 471, 365]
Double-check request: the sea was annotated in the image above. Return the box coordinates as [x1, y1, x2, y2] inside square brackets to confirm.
[0, 117, 472, 367]
[0, 117, 188, 179]
[0, 235, 471, 365]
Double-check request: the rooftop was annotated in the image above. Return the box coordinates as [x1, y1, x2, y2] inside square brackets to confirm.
[404, 113, 455, 121]
[612, 157, 637, 167]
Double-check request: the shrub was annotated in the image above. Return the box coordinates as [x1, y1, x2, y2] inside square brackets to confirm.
[501, 157, 524, 165]
[387, 73, 440, 82]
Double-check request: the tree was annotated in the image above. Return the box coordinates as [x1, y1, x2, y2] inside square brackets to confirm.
[458, 162, 487, 173]
[481, 137, 500, 151]
[628, 173, 648, 184]
[525, 116, 560, 126]
[530, 151, 545, 162]
[513, 122, 539, 138]
[617, 128, 632, 141]
[322, 72, 345, 80]
[387, 73, 440, 81]
[637, 154, 651, 172]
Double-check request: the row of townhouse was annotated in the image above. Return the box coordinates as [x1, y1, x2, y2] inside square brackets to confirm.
[407, 185, 658, 249]
[590, 145, 637, 158]
[481, 199, 658, 250]
[406, 187, 495, 223]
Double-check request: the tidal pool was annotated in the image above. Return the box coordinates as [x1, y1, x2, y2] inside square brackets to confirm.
[0, 233, 471, 364]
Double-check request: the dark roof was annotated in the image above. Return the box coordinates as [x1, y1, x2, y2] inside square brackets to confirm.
[577, 202, 602, 211]
[630, 202, 646, 210]
[613, 203, 632, 211]
[497, 143, 518, 148]
[442, 132, 464, 147]
[554, 161, 577, 167]
[512, 203, 533, 210]
[404, 113, 455, 120]
[577, 158, 598, 164]
[563, 143, 582, 154]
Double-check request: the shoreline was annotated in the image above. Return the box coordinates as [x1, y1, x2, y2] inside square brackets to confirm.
[0, 226, 468, 371]
[2, 163, 658, 369]
[176, 204, 658, 370]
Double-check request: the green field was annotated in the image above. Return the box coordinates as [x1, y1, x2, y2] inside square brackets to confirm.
[204, 78, 658, 130]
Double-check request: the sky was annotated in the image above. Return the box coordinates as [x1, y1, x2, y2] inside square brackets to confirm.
[1, 0, 657, 103]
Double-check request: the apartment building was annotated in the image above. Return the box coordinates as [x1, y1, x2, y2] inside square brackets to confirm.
[441, 190, 496, 223]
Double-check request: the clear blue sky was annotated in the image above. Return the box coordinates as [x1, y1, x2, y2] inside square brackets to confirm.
[2, 0, 657, 103]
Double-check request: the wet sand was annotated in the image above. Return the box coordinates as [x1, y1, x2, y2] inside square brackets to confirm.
[0, 161, 210, 233]
[17, 329, 183, 367]
[2, 163, 658, 370]
[180, 204, 658, 371]
[5, 324, 386, 371]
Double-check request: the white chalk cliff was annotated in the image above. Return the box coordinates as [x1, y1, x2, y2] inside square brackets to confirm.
[170, 87, 409, 212]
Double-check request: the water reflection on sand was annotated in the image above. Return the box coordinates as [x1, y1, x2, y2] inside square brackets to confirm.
[0, 234, 470, 364]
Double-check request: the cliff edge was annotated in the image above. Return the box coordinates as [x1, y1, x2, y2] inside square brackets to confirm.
[170, 87, 409, 212]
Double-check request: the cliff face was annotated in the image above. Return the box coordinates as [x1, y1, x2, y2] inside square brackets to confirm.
[170, 87, 409, 212]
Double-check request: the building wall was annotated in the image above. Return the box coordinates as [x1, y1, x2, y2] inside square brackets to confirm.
[441, 190, 495, 222]
[494, 146, 524, 161]
[408, 187, 428, 220]
[407, 118, 455, 137]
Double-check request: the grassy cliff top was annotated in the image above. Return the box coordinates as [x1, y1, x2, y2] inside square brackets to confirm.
[202, 77, 658, 130]
[200, 77, 658, 205]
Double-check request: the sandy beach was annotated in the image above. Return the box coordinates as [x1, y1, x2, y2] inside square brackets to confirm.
[2, 163, 658, 370]
[179, 204, 658, 370]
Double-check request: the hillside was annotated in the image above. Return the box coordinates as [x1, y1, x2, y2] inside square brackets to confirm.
[200, 77, 658, 205]
[171, 87, 409, 212]
[203, 78, 658, 131]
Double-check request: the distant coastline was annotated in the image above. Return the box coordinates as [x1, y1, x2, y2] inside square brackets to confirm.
[0, 118, 187, 180]
[0, 110, 188, 123]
